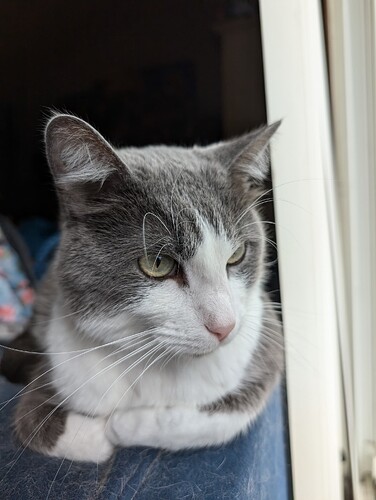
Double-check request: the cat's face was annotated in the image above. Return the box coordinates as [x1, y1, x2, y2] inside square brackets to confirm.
[46, 115, 279, 356]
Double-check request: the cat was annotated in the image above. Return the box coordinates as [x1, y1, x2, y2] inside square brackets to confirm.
[7, 114, 283, 462]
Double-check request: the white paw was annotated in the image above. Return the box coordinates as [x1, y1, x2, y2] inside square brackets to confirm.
[106, 409, 145, 447]
[49, 413, 114, 463]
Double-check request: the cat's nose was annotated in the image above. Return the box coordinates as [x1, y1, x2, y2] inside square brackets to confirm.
[205, 320, 236, 341]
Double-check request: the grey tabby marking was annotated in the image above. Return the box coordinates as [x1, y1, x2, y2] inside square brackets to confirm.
[13, 366, 67, 452]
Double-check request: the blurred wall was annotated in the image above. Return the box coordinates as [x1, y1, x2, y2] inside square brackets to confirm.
[0, 0, 265, 218]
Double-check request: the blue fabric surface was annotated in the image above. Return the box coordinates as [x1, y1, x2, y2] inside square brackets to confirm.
[0, 377, 290, 499]
[19, 218, 59, 280]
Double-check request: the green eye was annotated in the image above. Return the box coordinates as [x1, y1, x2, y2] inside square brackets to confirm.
[138, 254, 177, 278]
[227, 243, 246, 266]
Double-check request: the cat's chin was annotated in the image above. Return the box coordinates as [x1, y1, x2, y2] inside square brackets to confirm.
[170, 330, 239, 359]
[177, 342, 222, 358]
[159, 342, 217, 359]
[191, 350, 214, 358]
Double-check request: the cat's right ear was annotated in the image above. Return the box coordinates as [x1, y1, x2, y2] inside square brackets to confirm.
[206, 122, 280, 184]
[45, 114, 126, 210]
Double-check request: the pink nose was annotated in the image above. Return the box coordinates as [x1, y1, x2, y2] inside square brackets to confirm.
[206, 321, 236, 342]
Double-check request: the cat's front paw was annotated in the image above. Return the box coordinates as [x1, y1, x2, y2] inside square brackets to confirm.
[106, 409, 141, 447]
[106, 408, 166, 448]
[106, 407, 186, 449]
[50, 413, 114, 463]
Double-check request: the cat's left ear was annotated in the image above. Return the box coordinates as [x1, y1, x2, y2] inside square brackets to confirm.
[203, 121, 281, 188]
[45, 113, 125, 187]
[45, 113, 127, 213]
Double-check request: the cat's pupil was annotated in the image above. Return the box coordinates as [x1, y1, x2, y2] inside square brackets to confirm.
[155, 256, 162, 268]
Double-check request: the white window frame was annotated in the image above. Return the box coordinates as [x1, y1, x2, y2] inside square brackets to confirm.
[260, 2, 344, 499]
[325, 0, 376, 498]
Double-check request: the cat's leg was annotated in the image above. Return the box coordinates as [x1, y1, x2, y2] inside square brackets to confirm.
[14, 388, 114, 462]
[106, 405, 255, 450]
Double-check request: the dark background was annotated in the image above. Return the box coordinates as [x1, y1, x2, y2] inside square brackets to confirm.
[0, 0, 266, 221]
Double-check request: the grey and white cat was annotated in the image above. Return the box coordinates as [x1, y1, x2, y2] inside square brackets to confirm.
[12, 114, 283, 462]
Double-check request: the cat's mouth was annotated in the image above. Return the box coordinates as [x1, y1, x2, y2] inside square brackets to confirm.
[157, 337, 219, 359]
[169, 334, 235, 358]
[190, 336, 235, 357]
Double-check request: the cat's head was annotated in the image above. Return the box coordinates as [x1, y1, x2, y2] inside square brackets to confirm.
[45, 114, 279, 356]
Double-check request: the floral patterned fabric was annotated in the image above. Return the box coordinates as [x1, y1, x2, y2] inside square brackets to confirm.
[0, 227, 34, 341]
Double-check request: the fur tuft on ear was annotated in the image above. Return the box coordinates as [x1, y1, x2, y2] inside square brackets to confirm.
[230, 121, 280, 186]
[45, 114, 124, 188]
[202, 121, 281, 189]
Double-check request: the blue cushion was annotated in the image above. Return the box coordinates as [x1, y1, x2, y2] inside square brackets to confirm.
[0, 377, 290, 499]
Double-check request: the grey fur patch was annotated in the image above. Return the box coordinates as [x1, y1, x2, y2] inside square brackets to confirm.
[13, 362, 67, 452]
[0, 331, 42, 385]
[200, 303, 283, 414]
